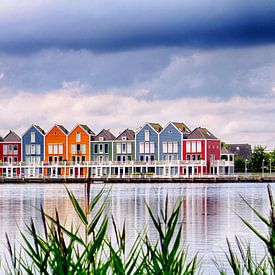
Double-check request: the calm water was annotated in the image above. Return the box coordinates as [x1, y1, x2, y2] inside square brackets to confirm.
[0, 182, 273, 274]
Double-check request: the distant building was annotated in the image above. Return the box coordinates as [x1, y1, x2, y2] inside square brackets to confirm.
[22, 125, 45, 177]
[90, 129, 116, 162]
[182, 127, 220, 175]
[228, 144, 252, 160]
[113, 129, 135, 162]
[0, 130, 21, 177]
[135, 122, 163, 162]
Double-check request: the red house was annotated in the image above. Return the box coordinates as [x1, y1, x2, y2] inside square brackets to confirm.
[182, 127, 220, 175]
[0, 130, 22, 177]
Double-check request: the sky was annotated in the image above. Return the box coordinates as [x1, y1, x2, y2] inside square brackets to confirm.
[0, 0, 275, 148]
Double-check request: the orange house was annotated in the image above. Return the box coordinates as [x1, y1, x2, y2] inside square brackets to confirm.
[67, 124, 94, 177]
[45, 124, 68, 177]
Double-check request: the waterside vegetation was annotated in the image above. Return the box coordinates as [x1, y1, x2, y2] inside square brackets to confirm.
[3, 183, 275, 274]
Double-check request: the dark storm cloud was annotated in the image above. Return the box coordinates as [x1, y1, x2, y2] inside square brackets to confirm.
[0, 0, 275, 54]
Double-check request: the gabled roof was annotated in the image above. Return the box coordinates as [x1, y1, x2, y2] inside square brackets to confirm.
[57, 124, 69, 135]
[92, 129, 116, 141]
[172, 122, 191, 133]
[115, 129, 135, 141]
[149, 123, 163, 133]
[34, 125, 46, 135]
[79, 124, 95, 135]
[187, 127, 217, 140]
[69, 124, 95, 136]
[3, 130, 21, 142]
[228, 144, 252, 159]
[46, 124, 69, 136]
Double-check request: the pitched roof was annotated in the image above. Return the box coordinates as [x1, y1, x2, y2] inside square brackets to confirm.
[187, 127, 217, 140]
[79, 124, 95, 135]
[34, 125, 45, 135]
[228, 144, 252, 159]
[3, 130, 21, 142]
[57, 124, 69, 135]
[149, 123, 163, 133]
[92, 129, 116, 141]
[172, 122, 191, 133]
[115, 129, 135, 140]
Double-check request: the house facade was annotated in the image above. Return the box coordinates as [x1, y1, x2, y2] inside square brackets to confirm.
[113, 129, 135, 162]
[67, 124, 94, 177]
[135, 123, 162, 162]
[182, 127, 221, 175]
[45, 124, 68, 177]
[90, 129, 115, 162]
[22, 125, 45, 177]
[0, 131, 21, 177]
[159, 122, 190, 161]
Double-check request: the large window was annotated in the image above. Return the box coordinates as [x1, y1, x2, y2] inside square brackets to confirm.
[82, 144, 86, 154]
[104, 144, 109, 154]
[71, 144, 76, 154]
[25, 144, 31, 155]
[145, 142, 150, 153]
[36, 144, 40, 155]
[122, 143, 126, 153]
[48, 144, 53, 154]
[163, 142, 168, 153]
[144, 130, 150, 141]
[197, 141, 202, 152]
[127, 143, 132, 154]
[99, 144, 103, 153]
[139, 142, 144, 154]
[186, 142, 191, 153]
[150, 142, 155, 153]
[191, 142, 196, 152]
[31, 132, 36, 143]
[117, 143, 121, 154]
[3, 145, 7, 154]
[76, 132, 81, 142]
[31, 144, 36, 154]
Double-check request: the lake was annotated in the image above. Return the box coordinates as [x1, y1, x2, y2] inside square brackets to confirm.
[0, 182, 273, 274]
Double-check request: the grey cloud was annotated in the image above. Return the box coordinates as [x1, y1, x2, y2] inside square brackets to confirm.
[0, 0, 275, 53]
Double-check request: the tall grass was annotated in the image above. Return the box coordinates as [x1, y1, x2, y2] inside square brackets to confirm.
[215, 184, 275, 275]
[4, 182, 198, 274]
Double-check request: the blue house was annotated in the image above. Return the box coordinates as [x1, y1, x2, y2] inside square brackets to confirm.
[135, 123, 163, 162]
[159, 122, 190, 161]
[22, 125, 45, 177]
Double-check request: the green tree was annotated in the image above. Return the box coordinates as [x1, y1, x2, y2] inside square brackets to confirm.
[249, 145, 268, 172]
[234, 155, 245, 173]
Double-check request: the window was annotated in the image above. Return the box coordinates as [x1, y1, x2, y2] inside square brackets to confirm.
[49, 156, 53, 162]
[81, 144, 86, 154]
[197, 155, 201, 160]
[168, 142, 173, 153]
[3, 145, 7, 154]
[31, 144, 35, 154]
[117, 143, 121, 154]
[144, 130, 149, 141]
[71, 144, 76, 154]
[150, 155, 154, 161]
[117, 156, 121, 161]
[25, 144, 31, 155]
[59, 156, 63, 162]
[99, 144, 103, 153]
[99, 137, 104, 141]
[82, 156, 85, 162]
[54, 132, 58, 136]
[197, 141, 202, 152]
[122, 136, 127, 141]
[77, 144, 81, 153]
[150, 142, 155, 153]
[94, 144, 98, 154]
[104, 144, 109, 154]
[140, 156, 144, 161]
[122, 143, 126, 153]
[173, 142, 178, 153]
[187, 155, 190, 160]
[58, 144, 63, 154]
[76, 132, 81, 142]
[163, 142, 168, 153]
[139, 142, 144, 154]
[145, 142, 150, 153]
[192, 155, 196, 161]
[31, 132, 35, 143]
[53, 144, 58, 154]
[36, 145, 40, 155]
[186, 142, 191, 153]
[191, 142, 196, 152]
[128, 156, 132, 161]
[127, 143, 132, 154]
[48, 144, 53, 154]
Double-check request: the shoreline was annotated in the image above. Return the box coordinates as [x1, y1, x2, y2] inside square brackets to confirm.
[1, 175, 275, 184]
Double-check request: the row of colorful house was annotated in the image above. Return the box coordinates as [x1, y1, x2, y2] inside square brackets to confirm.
[0, 122, 234, 178]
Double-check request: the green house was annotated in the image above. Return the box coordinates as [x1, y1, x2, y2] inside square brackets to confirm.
[90, 129, 115, 162]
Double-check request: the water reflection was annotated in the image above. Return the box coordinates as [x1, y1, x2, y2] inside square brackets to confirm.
[0, 183, 273, 274]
